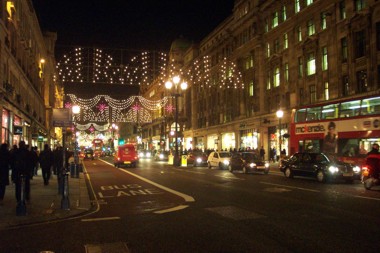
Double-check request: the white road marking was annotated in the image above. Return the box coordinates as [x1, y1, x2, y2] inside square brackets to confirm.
[154, 205, 189, 214]
[260, 182, 320, 192]
[354, 195, 380, 201]
[101, 160, 195, 203]
[214, 175, 245, 180]
[81, 217, 121, 222]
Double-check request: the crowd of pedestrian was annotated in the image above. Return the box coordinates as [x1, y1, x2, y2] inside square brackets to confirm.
[0, 141, 66, 206]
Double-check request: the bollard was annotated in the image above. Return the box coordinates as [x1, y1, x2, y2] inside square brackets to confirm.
[61, 173, 70, 210]
[16, 175, 27, 216]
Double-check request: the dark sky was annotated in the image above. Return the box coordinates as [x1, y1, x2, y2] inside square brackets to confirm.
[32, 0, 235, 51]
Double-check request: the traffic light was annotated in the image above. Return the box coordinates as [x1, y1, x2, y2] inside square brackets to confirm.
[118, 139, 125, 145]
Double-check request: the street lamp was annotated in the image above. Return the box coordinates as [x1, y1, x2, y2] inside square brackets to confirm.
[165, 75, 188, 166]
[72, 105, 81, 165]
[111, 123, 118, 152]
[276, 109, 284, 155]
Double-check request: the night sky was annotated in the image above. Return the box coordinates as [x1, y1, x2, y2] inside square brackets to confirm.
[32, 0, 235, 51]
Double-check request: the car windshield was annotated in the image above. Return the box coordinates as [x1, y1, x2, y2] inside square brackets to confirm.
[219, 152, 231, 158]
[244, 153, 260, 161]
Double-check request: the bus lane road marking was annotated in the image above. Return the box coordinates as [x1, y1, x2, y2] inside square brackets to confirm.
[100, 160, 195, 214]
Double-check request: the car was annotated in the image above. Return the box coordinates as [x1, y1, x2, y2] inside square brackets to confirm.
[114, 144, 139, 168]
[154, 150, 170, 161]
[229, 152, 270, 174]
[207, 151, 232, 169]
[280, 152, 361, 183]
[186, 151, 208, 167]
[138, 150, 153, 159]
[83, 148, 94, 160]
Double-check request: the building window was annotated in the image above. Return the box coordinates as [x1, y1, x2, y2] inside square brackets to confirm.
[307, 20, 315, 36]
[307, 53, 316, 76]
[322, 47, 328, 71]
[266, 43, 271, 57]
[272, 11, 279, 28]
[339, 1, 346, 20]
[324, 82, 329, 100]
[295, 0, 300, 13]
[321, 12, 327, 30]
[284, 63, 289, 82]
[283, 33, 288, 49]
[341, 37, 348, 62]
[357, 70, 368, 93]
[274, 67, 280, 87]
[342, 75, 349, 96]
[297, 26, 302, 42]
[307, 0, 314, 6]
[267, 71, 272, 90]
[310, 85, 317, 103]
[274, 39, 280, 53]
[298, 57, 303, 78]
[265, 19, 269, 33]
[354, 30, 366, 58]
[249, 81, 254, 96]
[282, 5, 287, 21]
[354, 0, 366, 11]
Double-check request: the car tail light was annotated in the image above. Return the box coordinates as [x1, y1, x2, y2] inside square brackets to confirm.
[362, 165, 370, 177]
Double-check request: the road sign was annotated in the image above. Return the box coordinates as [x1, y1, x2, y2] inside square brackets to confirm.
[52, 109, 72, 127]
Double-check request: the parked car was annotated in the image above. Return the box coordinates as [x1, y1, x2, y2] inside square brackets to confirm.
[154, 150, 170, 161]
[280, 152, 361, 183]
[229, 152, 270, 174]
[114, 144, 139, 168]
[83, 148, 94, 160]
[139, 150, 152, 159]
[187, 151, 208, 167]
[207, 151, 232, 169]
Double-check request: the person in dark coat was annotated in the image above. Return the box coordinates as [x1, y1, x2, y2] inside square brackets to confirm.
[39, 144, 54, 185]
[0, 143, 11, 204]
[12, 141, 32, 203]
[30, 146, 39, 179]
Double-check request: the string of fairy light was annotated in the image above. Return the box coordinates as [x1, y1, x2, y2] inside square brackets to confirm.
[65, 94, 169, 123]
[57, 47, 244, 89]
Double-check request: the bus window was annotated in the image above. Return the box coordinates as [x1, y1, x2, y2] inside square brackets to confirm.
[300, 139, 321, 153]
[361, 96, 380, 115]
[338, 138, 360, 157]
[339, 100, 360, 118]
[321, 103, 339, 119]
[306, 106, 322, 121]
[295, 109, 307, 122]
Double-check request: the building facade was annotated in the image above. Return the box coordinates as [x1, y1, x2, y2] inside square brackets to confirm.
[0, 0, 63, 148]
[142, 0, 380, 159]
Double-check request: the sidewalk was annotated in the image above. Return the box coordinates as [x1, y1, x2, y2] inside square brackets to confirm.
[0, 170, 92, 229]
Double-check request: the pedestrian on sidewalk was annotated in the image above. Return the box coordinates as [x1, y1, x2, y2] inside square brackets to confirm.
[30, 146, 39, 179]
[0, 143, 11, 205]
[12, 141, 32, 203]
[39, 144, 54, 185]
[260, 146, 265, 160]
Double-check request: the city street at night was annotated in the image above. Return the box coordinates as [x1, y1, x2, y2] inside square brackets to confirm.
[1, 159, 380, 252]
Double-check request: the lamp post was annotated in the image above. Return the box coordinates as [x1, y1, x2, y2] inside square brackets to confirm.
[111, 123, 118, 152]
[165, 75, 188, 166]
[276, 109, 284, 155]
[72, 105, 81, 165]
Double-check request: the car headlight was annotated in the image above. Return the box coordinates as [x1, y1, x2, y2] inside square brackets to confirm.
[159, 154, 164, 159]
[139, 152, 144, 157]
[146, 153, 151, 158]
[353, 166, 361, 173]
[249, 163, 256, 168]
[196, 158, 202, 163]
[265, 162, 270, 168]
[223, 160, 230, 165]
[328, 166, 339, 173]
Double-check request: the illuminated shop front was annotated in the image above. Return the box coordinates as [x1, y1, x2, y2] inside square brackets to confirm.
[207, 134, 219, 150]
[13, 115, 22, 146]
[240, 129, 258, 150]
[1, 109, 10, 144]
[221, 132, 235, 150]
[184, 136, 193, 151]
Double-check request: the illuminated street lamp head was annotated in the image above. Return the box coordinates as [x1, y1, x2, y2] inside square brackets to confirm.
[72, 105, 80, 114]
[180, 81, 188, 90]
[173, 75, 180, 84]
[276, 109, 284, 119]
[165, 80, 173, 90]
[40, 58, 45, 64]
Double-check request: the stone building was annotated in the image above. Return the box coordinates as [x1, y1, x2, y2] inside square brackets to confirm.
[0, 0, 63, 148]
[142, 0, 380, 158]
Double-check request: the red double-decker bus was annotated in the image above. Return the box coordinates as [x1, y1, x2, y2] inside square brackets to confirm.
[92, 138, 104, 158]
[289, 95, 380, 166]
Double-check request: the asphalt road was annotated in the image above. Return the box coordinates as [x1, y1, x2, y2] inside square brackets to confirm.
[1, 158, 380, 253]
